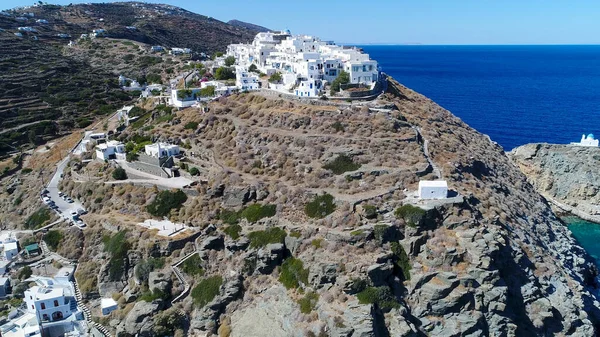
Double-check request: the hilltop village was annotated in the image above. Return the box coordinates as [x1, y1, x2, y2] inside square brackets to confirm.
[1, 3, 600, 337]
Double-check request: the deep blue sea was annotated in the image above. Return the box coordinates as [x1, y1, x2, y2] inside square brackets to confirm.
[360, 45, 600, 151]
[359, 45, 600, 264]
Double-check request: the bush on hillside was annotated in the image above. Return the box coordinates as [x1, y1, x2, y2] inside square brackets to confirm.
[248, 227, 286, 248]
[279, 257, 309, 289]
[25, 208, 51, 229]
[43, 230, 62, 250]
[323, 154, 361, 174]
[297, 291, 319, 314]
[191, 276, 222, 307]
[391, 242, 411, 280]
[224, 56, 236, 67]
[112, 167, 128, 180]
[240, 204, 276, 222]
[146, 190, 188, 217]
[103, 231, 131, 281]
[394, 204, 426, 227]
[357, 286, 399, 310]
[223, 224, 242, 240]
[305, 193, 336, 219]
[180, 254, 205, 276]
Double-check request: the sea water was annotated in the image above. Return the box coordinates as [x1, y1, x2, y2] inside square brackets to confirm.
[361, 45, 600, 151]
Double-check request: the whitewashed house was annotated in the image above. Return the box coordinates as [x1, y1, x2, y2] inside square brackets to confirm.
[91, 29, 106, 38]
[95, 141, 126, 161]
[572, 134, 599, 147]
[418, 181, 448, 200]
[35, 19, 48, 24]
[0, 233, 18, 261]
[235, 66, 260, 91]
[170, 47, 191, 55]
[150, 46, 164, 52]
[145, 143, 180, 158]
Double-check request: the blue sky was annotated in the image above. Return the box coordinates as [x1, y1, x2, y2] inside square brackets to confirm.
[3, 0, 600, 45]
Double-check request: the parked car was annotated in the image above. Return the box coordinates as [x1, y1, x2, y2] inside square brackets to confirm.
[69, 210, 78, 217]
[41, 189, 49, 195]
[42, 197, 51, 204]
[77, 208, 87, 215]
[58, 191, 64, 197]
[66, 198, 74, 203]
[75, 219, 85, 227]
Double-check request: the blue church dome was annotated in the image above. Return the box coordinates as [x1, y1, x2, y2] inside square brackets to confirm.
[588, 134, 595, 140]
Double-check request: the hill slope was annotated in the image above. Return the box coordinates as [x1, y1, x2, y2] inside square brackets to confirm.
[228, 19, 271, 33]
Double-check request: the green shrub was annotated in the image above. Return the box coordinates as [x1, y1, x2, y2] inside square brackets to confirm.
[224, 56, 236, 67]
[289, 230, 302, 238]
[25, 208, 51, 229]
[297, 291, 319, 314]
[146, 73, 162, 84]
[191, 276, 223, 307]
[391, 242, 411, 280]
[146, 190, 188, 217]
[140, 288, 169, 302]
[219, 209, 241, 225]
[180, 254, 205, 276]
[135, 257, 166, 283]
[311, 238, 323, 249]
[269, 72, 282, 83]
[330, 71, 350, 95]
[44, 230, 62, 250]
[153, 309, 185, 336]
[331, 121, 345, 132]
[223, 224, 242, 240]
[103, 232, 131, 281]
[305, 193, 336, 219]
[248, 227, 286, 248]
[184, 121, 198, 130]
[189, 167, 200, 176]
[112, 167, 128, 180]
[18, 266, 32, 280]
[200, 86, 215, 97]
[357, 286, 399, 310]
[394, 204, 426, 227]
[240, 204, 276, 222]
[215, 67, 234, 80]
[323, 154, 361, 174]
[21, 168, 32, 174]
[363, 205, 377, 219]
[373, 224, 389, 242]
[248, 64, 259, 73]
[279, 257, 309, 289]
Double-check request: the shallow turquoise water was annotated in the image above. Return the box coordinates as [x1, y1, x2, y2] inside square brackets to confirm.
[565, 217, 600, 266]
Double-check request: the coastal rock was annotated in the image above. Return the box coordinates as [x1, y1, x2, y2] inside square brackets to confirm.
[117, 301, 160, 337]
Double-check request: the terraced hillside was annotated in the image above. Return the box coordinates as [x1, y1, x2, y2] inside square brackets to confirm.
[0, 32, 134, 154]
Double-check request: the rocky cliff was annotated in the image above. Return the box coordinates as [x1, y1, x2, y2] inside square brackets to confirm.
[510, 143, 600, 223]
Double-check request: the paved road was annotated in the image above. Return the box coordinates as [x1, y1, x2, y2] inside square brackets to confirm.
[45, 156, 86, 228]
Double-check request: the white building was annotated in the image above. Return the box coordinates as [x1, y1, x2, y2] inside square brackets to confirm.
[235, 66, 260, 91]
[95, 140, 126, 161]
[170, 47, 191, 55]
[18, 27, 37, 32]
[35, 19, 48, 24]
[145, 143, 180, 158]
[91, 29, 106, 38]
[418, 180, 448, 200]
[150, 46, 164, 52]
[572, 134, 599, 147]
[0, 232, 19, 261]
[226, 31, 379, 97]
[101, 298, 118, 316]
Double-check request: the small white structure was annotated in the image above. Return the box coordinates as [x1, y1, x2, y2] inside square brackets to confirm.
[89, 132, 106, 141]
[145, 143, 180, 158]
[150, 46, 164, 52]
[95, 140, 126, 161]
[572, 134, 599, 147]
[0, 233, 18, 261]
[418, 180, 448, 200]
[18, 27, 37, 32]
[101, 298, 118, 316]
[170, 47, 191, 55]
[35, 19, 48, 24]
[91, 29, 106, 38]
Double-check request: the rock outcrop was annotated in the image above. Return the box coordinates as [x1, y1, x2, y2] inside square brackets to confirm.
[510, 143, 600, 222]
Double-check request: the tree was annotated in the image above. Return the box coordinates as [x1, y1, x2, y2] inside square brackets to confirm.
[112, 167, 128, 180]
[177, 89, 193, 100]
[224, 56, 236, 67]
[199, 86, 215, 97]
[330, 70, 350, 95]
[248, 64, 258, 73]
[212, 52, 224, 60]
[269, 72, 283, 84]
[214, 67, 234, 80]
[189, 167, 200, 176]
